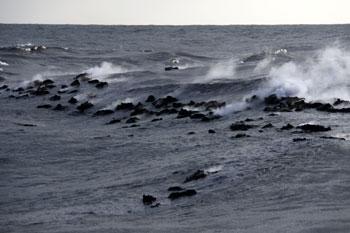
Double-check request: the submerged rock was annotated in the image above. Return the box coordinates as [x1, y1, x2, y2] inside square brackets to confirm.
[184, 170, 207, 183]
[233, 133, 250, 138]
[168, 189, 197, 200]
[262, 123, 273, 129]
[153, 96, 178, 108]
[208, 129, 216, 134]
[106, 118, 122, 125]
[167, 186, 184, 192]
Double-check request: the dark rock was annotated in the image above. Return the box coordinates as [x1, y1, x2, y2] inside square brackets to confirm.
[94, 109, 114, 116]
[70, 79, 80, 87]
[208, 129, 216, 134]
[190, 113, 206, 119]
[165, 66, 179, 71]
[151, 118, 163, 122]
[293, 138, 308, 142]
[106, 118, 122, 125]
[184, 170, 207, 183]
[167, 186, 184, 192]
[233, 133, 250, 138]
[88, 79, 100, 84]
[230, 122, 254, 131]
[53, 104, 66, 111]
[145, 95, 156, 102]
[262, 123, 273, 129]
[156, 108, 178, 116]
[126, 117, 139, 124]
[172, 102, 184, 108]
[74, 73, 88, 80]
[33, 87, 50, 96]
[177, 108, 196, 119]
[13, 87, 24, 92]
[42, 79, 54, 85]
[264, 94, 280, 105]
[153, 96, 178, 108]
[168, 189, 197, 200]
[37, 104, 52, 109]
[61, 84, 68, 89]
[77, 101, 94, 112]
[0, 85, 8, 90]
[204, 100, 226, 110]
[281, 123, 294, 130]
[95, 82, 108, 89]
[68, 89, 78, 94]
[116, 102, 135, 111]
[296, 124, 331, 132]
[320, 136, 346, 141]
[142, 195, 156, 205]
[68, 97, 78, 104]
[49, 95, 61, 101]
[187, 132, 196, 135]
[150, 203, 160, 208]
[333, 98, 350, 106]
[130, 103, 148, 116]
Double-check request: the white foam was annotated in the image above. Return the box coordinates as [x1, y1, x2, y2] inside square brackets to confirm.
[194, 59, 237, 83]
[85, 62, 130, 80]
[261, 45, 350, 101]
[214, 101, 248, 115]
[0, 60, 9, 66]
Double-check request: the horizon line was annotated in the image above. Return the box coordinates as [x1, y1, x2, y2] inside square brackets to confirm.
[1, 22, 350, 26]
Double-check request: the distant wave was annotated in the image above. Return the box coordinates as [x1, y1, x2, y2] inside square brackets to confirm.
[0, 43, 69, 53]
[0, 60, 9, 66]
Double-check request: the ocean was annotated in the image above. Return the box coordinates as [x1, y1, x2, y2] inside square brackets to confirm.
[0, 24, 350, 233]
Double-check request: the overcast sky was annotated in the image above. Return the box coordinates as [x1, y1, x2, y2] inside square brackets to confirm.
[0, 0, 349, 25]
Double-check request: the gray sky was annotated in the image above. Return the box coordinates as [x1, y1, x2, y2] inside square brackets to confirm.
[0, 0, 350, 25]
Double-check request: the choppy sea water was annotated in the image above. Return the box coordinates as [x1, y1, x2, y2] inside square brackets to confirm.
[0, 24, 350, 233]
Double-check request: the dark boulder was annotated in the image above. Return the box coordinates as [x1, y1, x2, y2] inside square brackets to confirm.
[126, 117, 139, 124]
[42, 79, 54, 85]
[165, 66, 179, 71]
[0, 85, 8, 90]
[88, 79, 100, 84]
[293, 138, 308, 142]
[208, 129, 216, 134]
[233, 133, 250, 138]
[190, 113, 206, 119]
[74, 73, 88, 80]
[264, 94, 280, 105]
[168, 189, 197, 200]
[94, 109, 114, 116]
[116, 102, 135, 111]
[70, 79, 80, 87]
[333, 98, 350, 106]
[184, 170, 207, 183]
[262, 123, 273, 129]
[37, 104, 52, 109]
[177, 109, 196, 119]
[204, 100, 226, 110]
[130, 103, 148, 116]
[145, 95, 156, 102]
[142, 195, 156, 205]
[167, 186, 184, 192]
[49, 95, 61, 101]
[230, 122, 254, 131]
[106, 118, 122, 125]
[53, 104, 66, 111]
[296, 124, 331, 132]
[33, 87, 50, 96]
[153, 96, 178, 108]
[151, 118, 163, 122]
[95, 82, 108, 89]
[68, 97, 78, 104]
[77, 101, 94, 112]
[281, 123, 294, 130]
[61, 84, 68, 89]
